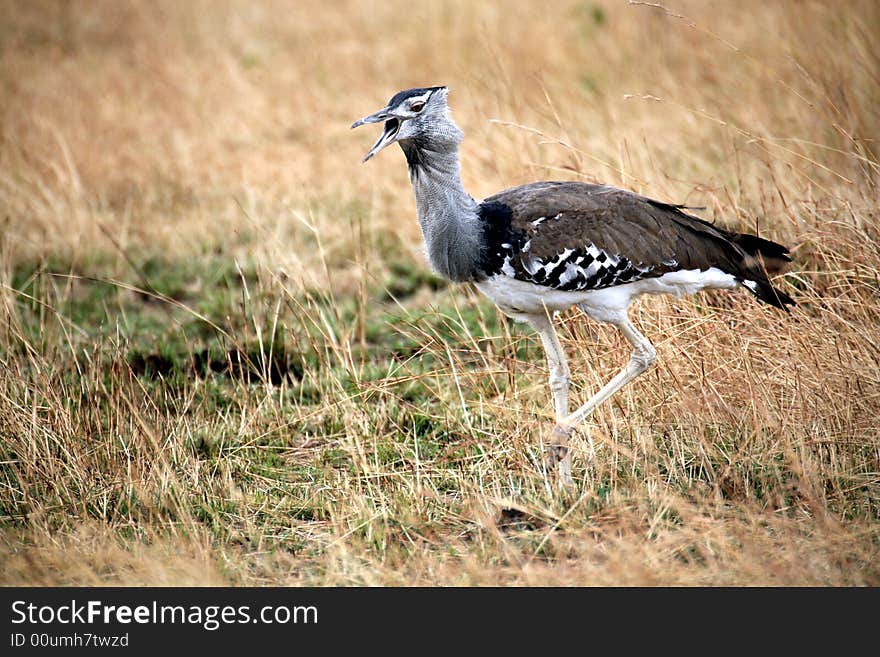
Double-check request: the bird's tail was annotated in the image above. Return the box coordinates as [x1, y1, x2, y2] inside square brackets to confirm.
[729, 232, 792, 275]
[644, 199, 796, 311]
[740, 276, 796, 310]
[729, 231, 796, 310]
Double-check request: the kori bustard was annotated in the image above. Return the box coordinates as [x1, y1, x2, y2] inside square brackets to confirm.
[353, 86, 794, 485]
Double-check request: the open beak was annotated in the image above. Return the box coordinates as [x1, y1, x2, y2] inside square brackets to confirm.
[351, 107, 401, 162]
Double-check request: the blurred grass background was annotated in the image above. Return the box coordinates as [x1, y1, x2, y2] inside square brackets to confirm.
[1, 0, 878, 585]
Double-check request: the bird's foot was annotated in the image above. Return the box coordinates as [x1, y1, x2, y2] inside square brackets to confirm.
[545, 424, 573, 488]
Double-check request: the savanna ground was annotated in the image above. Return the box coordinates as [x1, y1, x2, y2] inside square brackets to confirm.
[1, 0, 878, 586]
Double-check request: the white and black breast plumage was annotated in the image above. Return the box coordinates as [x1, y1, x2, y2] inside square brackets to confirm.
[474, 181, 794, 309]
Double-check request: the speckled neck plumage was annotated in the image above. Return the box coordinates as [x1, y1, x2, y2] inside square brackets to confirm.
[399, 134, 484, 283]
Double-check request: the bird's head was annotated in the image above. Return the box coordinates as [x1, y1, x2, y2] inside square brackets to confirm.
[351, 86, 458, 162]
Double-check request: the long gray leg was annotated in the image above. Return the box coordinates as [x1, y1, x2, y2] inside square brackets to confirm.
[528, 312, 573, 485]
[562, 316, 656, 430]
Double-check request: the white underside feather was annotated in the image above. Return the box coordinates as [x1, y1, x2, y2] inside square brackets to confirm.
[476, 267, 741, 324]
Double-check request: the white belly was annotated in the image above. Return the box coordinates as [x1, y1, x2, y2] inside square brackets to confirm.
[475, 267, 740, 324]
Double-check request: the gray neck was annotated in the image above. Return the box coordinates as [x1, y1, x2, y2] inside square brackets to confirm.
[400, 141, 484, 282]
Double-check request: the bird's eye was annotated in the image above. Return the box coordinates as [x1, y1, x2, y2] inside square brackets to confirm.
[410, 101, 425, 112]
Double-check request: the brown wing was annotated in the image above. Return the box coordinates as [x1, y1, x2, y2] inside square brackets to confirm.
[487, 182, 741, 271]
[481, 181, 793, 307]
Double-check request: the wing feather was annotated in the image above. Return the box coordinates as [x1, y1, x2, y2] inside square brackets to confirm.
[480, 181, 791, 307]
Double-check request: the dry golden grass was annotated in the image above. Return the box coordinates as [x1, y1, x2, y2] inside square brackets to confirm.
[1, 0, 878, 586]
